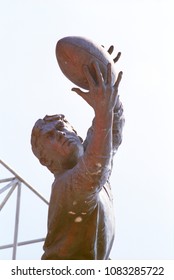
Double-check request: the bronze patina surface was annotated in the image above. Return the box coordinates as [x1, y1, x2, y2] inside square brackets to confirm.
[31, 44, 125, 260]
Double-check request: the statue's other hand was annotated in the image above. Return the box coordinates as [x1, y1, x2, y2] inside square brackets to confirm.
[101, 45, 121, 63]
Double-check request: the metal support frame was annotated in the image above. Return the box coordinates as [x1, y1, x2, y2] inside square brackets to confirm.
[0, 159, 49, 259]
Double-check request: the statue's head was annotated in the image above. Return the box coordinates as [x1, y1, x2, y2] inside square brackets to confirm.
[31, 114, 84, 174]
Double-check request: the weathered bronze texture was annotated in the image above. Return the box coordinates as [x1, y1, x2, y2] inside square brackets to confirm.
[56, 36, 117, 90]
[31, 43, 125, 260]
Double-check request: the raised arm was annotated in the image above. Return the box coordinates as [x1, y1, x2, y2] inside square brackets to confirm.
[72, 62, 122, 186]
[82, 46, 124, 155]
[82, 95, 124, 156]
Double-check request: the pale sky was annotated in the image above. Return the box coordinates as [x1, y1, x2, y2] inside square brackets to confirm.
[0, 0, 174, 260]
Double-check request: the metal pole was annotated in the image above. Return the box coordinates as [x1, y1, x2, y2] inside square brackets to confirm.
[0, 179, 18, 210]
[0, 177, 15, 184]
[0, 178, 16, 194]
[0, 238, 45, 250]
[0, 159, 49, 205]
[12, 181, 21, 260]
[0, 160, 49, 259]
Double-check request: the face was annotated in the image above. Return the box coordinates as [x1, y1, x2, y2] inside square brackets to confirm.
[39, 114, 84, 171]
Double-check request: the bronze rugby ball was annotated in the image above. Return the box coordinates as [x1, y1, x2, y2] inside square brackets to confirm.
[56, 36, 116, 89]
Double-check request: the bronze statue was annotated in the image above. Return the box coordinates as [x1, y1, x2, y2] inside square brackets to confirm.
[31, 44, 125, 260]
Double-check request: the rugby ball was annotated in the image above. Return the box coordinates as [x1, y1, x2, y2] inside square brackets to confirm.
[56, 36, 116, 90]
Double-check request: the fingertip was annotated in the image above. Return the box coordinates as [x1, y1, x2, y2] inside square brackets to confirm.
[108, 45, 114, 54]
[91, 60, 98, 68]
[91, 60, 100, 75]
[114, 71, 123, 88]
[106, 62, 112, 73]
[117, 71, 123, 79]
[113, 52, 121, 63]
[71, 87, 78, 93]
[118, 71, 123, 83]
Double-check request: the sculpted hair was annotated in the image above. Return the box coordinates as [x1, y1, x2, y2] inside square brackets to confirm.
[31, 119, 46, 160]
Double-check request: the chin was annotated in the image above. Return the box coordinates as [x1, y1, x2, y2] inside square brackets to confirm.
[61, 143, 84, 169]
[66, 150, 83, 169]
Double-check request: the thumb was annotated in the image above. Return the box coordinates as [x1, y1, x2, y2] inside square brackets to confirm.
[71, 87, 89, 103]
[71, 87, 84, 96]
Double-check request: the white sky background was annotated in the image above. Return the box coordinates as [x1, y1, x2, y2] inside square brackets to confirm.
[0, 0, 174, 260]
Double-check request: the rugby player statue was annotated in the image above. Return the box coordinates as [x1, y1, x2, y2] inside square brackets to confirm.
[31, 37, 125, 260]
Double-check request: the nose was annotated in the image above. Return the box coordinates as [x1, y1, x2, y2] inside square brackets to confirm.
[59, 131, 66, 136]
[56, 130, 66, 141]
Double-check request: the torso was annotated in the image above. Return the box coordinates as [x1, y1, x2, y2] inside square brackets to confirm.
[42, 175, 115, 260]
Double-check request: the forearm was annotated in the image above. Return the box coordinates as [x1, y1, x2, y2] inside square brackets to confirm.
[83, 110, 113, 174]
[83, 99, 125, 156]
[73, 61, 122, 180]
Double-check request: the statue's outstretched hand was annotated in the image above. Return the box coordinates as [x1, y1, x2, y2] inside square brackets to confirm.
[72, 61, 122, 114]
